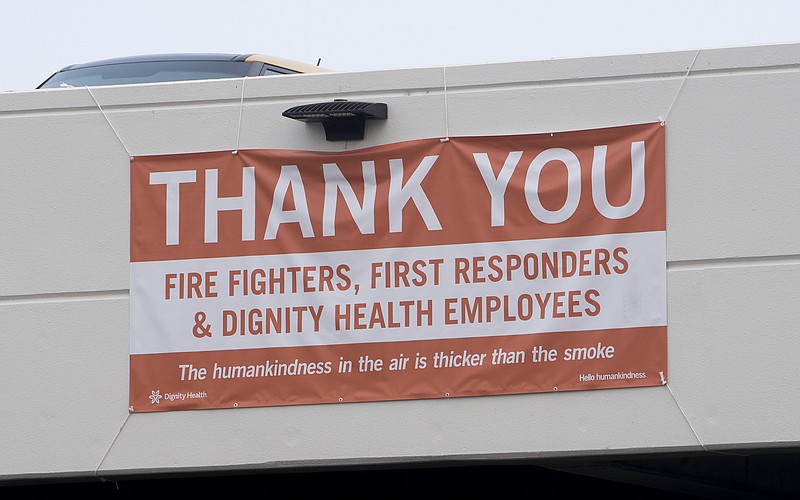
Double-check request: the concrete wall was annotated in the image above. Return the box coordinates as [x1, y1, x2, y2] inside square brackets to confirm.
[1, 43, 798, 481]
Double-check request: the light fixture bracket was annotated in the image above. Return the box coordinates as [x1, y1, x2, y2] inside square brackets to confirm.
[282, 100, 387, 141]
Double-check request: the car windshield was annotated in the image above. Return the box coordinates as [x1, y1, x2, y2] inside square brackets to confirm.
[39, 60, 258, 88]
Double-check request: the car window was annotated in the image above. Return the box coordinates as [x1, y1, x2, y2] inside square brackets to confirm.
[260, 63, 296, 76]
[39, 60, 261, 88]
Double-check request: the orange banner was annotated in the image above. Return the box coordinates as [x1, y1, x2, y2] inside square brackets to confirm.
[130, 123, 667, 412]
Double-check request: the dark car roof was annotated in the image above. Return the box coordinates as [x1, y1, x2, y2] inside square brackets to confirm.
[56, 53, 254, 71]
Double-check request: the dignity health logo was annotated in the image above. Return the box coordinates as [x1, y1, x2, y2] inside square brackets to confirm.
[149, 390, 162, 404]
[149, 389, 208, 404]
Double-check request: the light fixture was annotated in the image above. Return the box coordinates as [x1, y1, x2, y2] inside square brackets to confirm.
[282, 100, 388, 141]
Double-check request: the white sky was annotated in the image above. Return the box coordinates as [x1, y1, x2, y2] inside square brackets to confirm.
[1, 0, 799, 91]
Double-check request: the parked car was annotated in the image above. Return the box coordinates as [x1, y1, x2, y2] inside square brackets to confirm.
[37, 53, 327, 89]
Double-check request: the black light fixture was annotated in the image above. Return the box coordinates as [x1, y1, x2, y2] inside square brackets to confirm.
[282, 99, 388, 141]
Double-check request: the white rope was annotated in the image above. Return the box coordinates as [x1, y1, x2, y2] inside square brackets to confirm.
[660, 49, 700, 123]
[234, 77, 247, 153]
[94, 411, 132, 483]
[664, 382, 748, 457]
[664, 382, 709, 451]
[441, 65, 450, 142]
[86, 86, 133, 158]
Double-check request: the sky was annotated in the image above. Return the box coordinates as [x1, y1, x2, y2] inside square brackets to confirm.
[1, 0, 799, 91]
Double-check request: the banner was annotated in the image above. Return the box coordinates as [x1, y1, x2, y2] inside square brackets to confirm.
[129, 122, 666, 412]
